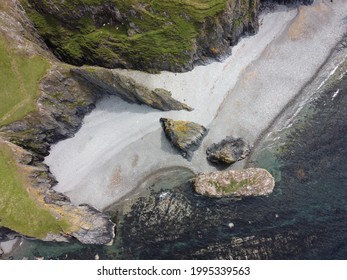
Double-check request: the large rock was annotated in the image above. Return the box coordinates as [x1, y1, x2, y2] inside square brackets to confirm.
[160, 118, 208, 159]
[73, 68, 192, 111]
[206, 136, 251, 165]
[193, 168, 275, 198]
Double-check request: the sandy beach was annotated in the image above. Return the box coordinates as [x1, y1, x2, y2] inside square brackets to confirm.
[45, 0, 347, 210]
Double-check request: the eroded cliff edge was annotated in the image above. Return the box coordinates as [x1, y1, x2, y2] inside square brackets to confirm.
[22, 0, 312, 72]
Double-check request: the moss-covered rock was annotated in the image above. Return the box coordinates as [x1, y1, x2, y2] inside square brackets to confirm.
[160, 118, 208, 159]
[193, 168, 275, 197]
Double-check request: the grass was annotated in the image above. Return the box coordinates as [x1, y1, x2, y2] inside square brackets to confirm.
[22, 0, 230, 70]
[0, 141, 70, 238]
[0, 34, 50, 127]
[212, 178, 249, 194]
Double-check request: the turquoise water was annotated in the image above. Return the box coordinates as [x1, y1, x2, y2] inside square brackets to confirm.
[4, 38, 347, 260]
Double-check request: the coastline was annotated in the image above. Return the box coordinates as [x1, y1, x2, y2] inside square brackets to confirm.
[45, 0, 347, 210]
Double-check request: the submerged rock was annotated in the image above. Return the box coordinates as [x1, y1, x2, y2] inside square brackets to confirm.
[160, 118, 208, 159]
[193, 168, 275, 198]
[206, 136, 251, 165]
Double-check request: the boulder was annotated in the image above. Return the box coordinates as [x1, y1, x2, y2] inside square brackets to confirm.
[160, 118, 208, 159]
[193, 168, 275, 198]
[206, 136, 251, 165]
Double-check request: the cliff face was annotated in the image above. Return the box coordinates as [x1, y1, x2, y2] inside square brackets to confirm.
[0, 63, 116, 244]
[22, 0, 312, 72]
[0, 0, 116, 244]
[23, 0, 261, 72]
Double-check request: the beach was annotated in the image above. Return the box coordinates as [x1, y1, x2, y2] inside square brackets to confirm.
[44, 0, 347, 210]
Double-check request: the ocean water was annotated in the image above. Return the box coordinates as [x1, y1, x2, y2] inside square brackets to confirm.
[5, 37, 347, 260]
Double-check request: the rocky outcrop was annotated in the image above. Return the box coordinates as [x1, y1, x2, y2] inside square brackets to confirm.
[0, 65, 116, 244]
[195, 0, 259, 64]
[73, 68, 192, 111]
[193, 168, 275, 198]
[22, 0, 313, 72]
[206, 136, 251, 165]
[0, 0, 116, 244]
[160, 118, 208, 159]
[119, 182, 319, 259]
[1, 139, 115, 245]
[0, 65, 101, 158]
[22, 0, 262, 72]
[189, 230, 318, 259]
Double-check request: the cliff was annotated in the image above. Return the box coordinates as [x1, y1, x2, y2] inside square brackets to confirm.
[22, 0, 260, 72]
[21, 0, 312, 72]
[0, 0, 116, 244]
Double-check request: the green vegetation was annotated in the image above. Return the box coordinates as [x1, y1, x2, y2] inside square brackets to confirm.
[22, 0, 229, 71]
[0, 141, 69, 238]
[0, 34, 49, 127]
[212, 178, 249, 194]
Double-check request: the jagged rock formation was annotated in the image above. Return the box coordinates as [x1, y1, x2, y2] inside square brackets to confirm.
[160, 118, 208, 159]
[206, 136, 251, 165]
[73, 68, 192, 111]
[193, 168, 275, 197]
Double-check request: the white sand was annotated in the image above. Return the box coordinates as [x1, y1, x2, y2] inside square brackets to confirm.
[45, 0, 347, 210]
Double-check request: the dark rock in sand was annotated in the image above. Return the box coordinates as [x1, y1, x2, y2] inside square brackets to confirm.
[193, 168, 275, 198]
[206, 136, 251, 165]
[160, 118, 208, 160]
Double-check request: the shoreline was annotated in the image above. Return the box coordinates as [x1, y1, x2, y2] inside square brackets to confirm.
[45, 0, 347, 210]
[246, 32, 347, 167]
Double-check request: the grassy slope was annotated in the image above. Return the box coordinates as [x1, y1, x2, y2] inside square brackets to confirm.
[0, 35, 72, 238]
[0, 141, 69, 238]
[23, 0, 229, 70]
[0, 34, 49, 127]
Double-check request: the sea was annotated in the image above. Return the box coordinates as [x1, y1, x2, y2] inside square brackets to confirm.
[4, 35, 347, 260]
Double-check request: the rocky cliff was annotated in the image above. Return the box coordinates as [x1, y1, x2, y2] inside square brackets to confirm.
[21, 0, 312, 72]
[0, 0, 117, 244]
